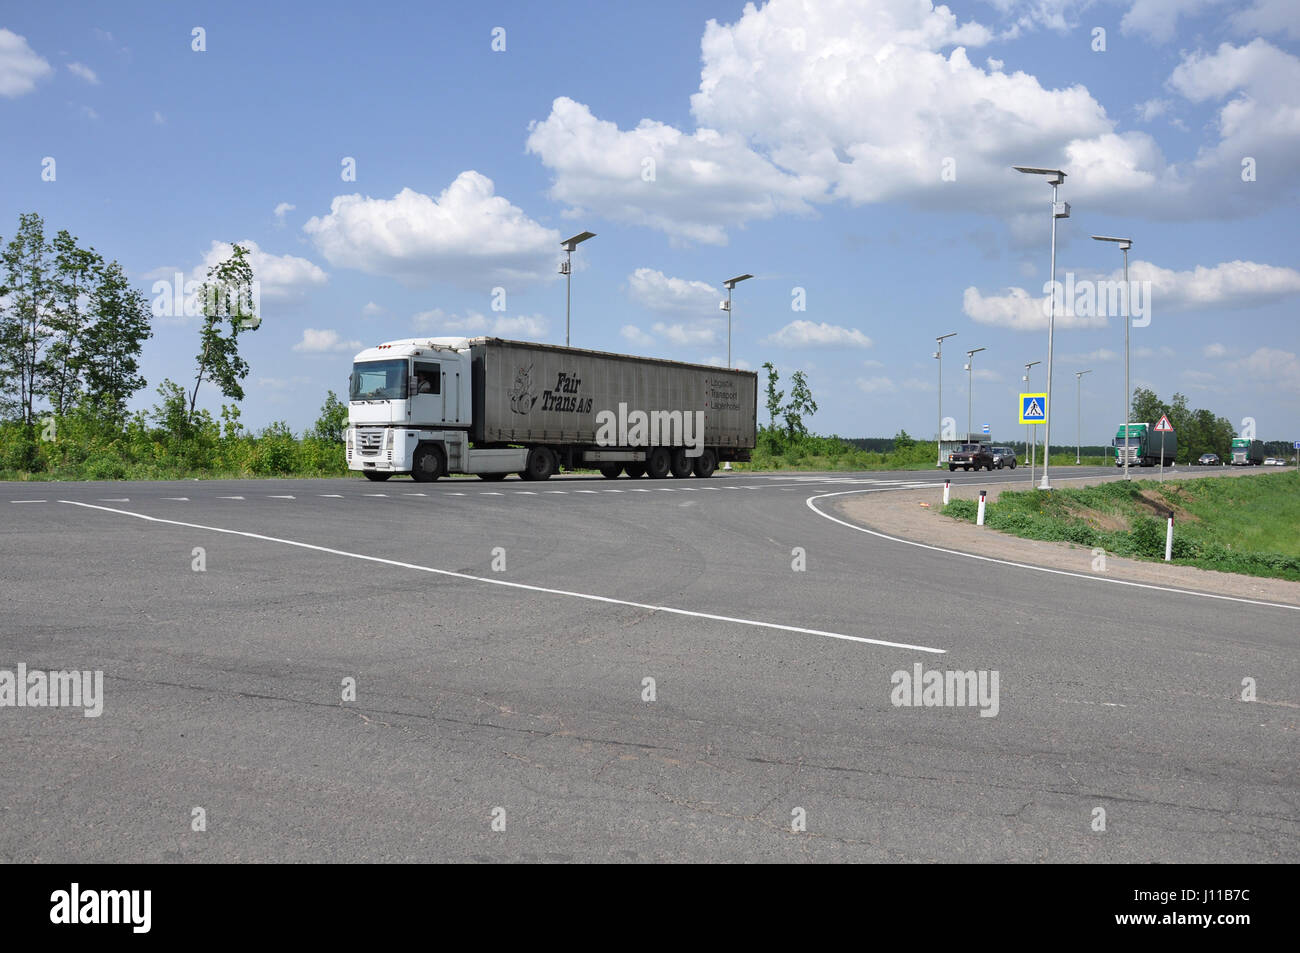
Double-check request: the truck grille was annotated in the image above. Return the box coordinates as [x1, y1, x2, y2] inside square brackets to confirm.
[357, 429, 384, 456]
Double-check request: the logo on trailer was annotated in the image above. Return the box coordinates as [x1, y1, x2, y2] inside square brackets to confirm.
[508, 365, 538, 415]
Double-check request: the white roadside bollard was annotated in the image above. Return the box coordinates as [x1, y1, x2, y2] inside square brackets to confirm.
[976, 489, 987, 526]
[943, 480, 950, 505]
[1165, 515, 1174, 561]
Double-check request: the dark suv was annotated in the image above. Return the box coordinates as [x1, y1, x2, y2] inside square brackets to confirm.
[949, 443, 995, 471]
[991, 447, 1017, 469]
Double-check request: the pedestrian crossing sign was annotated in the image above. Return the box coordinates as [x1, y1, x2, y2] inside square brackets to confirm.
[1019, 393, 1047, 424]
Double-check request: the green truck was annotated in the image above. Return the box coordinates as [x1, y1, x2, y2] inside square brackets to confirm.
[1230, 437, 1264, 466]
[1113, 422, 1177, 467]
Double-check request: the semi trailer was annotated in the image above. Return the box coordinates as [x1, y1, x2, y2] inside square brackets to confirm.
[1230, 438, 1264, 466]
[1113, 422, 1177, 467]
[346, 337, 758, 482]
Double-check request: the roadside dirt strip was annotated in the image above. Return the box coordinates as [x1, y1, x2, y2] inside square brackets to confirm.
[829, 468, 1300, 608]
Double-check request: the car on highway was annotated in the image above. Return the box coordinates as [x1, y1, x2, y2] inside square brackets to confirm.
[1263, 457, 1284, 466]
[991, 447, 1017, 469]
[1197, 453, 1221, 466]
[948, 443, 995, 471]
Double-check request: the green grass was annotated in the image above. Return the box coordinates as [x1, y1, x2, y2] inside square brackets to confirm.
[942, 470, 1300, 581]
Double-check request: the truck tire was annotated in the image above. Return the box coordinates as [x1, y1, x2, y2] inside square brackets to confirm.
[669, 449, 693, 478]
[363, 471, 391, 482]
[949, 464, 956, 472]
[411, 445, 445, 483]
[598, 463, 623, 479]
[693, 449, 717, 478]
[624, 463, 646, 478]
[521, 447, 556, 481]
[646, 447, 672, 479]
[477, 472, 508, 481]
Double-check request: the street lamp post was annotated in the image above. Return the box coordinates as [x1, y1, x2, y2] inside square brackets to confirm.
[1023, 360, 1041, 483]
[1075, 369, 1093, 464]
[965, 347, 986, 442]
[721, 274, 753, 369]
[1093, 235, 1133, 480]
[560, 231, 596, 347]
[935, 332, 957, 466]
[1014, 166, 1069, 489]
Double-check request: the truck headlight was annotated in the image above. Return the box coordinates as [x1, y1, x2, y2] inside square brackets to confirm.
[346, 429, 353, 449]
[385, 429, 394, 449]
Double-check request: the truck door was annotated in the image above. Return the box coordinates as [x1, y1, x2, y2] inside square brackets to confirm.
[411, 360, 443, 424]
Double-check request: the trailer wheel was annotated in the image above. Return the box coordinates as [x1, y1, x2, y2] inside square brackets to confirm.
[521, 447, 556, 481]
[693, 449, 717, 478]
[598, 463, 623, 479]
[624, 463, 646, 478]
[646, 447, 672, 479]
[669, 449, 693, 478]
[363, 471, 391, 482]
[411, 445, 445, 482]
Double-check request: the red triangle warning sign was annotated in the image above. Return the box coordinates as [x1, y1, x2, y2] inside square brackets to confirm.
[1154, 414, 1173, 432]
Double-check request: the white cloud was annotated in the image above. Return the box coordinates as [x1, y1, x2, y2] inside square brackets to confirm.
[621, 325, 655, 348]
[763, 320, 872, 348]
[1121, 0, 1222, 44]
[273, 202, 296, 225]
[1203, 342, 1228, 358]
[1228, 347, 1300, 391]
[362, 301, 384, 317]
[526, 97, 821, 245]
[651, 322, 717, 347]
[293, 329, 361, 353]
[80, 105, 99, 121]
[1135, 98, 1169, 122]
[862, 359, 885, 368]
[1228, 0, 1300, 41]
[857, 376, 897, 394]
[66, 62, 99, 84]
[191, 240, 327, 302]
[704, 356, 752, 369]
[902, 377, 933, 391]
[0, 29, 52, 98]
[304, 172, 560, 286]
[961, 285, 1108, 331]
[626, 268, 719, 314]
[1059, 348, 1120, 363]
[412, 309, 549, 340]
[152, 110, 165, 125]
[1134, 345, 1176, 358]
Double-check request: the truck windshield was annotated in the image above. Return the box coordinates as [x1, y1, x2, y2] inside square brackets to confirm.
[350, 359, 408, 401]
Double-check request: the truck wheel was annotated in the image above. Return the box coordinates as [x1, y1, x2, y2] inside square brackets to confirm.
[598, 463, 623, 479]
[411, 445, 445, 482]
[964, 465, 971, 471]
[477, 472, 508, 481]
[363, 471, 391, 482]
[949, 464, 956, 472]
[693, 450, 717, 478]
[521, 447, 556, 481]
[624, 463, 646, 478]
[669, 449, 693, 478]
[646, 447, 671, 479]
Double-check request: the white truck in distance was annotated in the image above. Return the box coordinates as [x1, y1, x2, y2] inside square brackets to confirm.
[346, 337, 758, 482]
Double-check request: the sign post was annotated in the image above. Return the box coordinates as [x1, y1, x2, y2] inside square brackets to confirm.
[1154, 414, 1174, 482]
[1020, 393, 1047, 487]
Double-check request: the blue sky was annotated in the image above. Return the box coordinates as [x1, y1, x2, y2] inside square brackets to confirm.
[4, 0, 1298, 444]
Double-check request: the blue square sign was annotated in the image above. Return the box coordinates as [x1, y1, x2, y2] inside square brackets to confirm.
[1019, 393, 1047, 424]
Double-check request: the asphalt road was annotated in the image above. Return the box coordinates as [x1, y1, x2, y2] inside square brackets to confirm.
[1, 466, 1296, 862]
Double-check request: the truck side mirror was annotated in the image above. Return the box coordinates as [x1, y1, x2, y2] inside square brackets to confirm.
[409, 376, 419, 396]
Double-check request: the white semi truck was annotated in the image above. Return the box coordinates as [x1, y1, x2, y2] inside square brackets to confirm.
[346, 337, 757, 482]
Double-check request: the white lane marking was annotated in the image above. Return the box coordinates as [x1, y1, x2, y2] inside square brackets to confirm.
[98, 498, 130, 502]
[268, 495, 295, 499]
[403, 492, 427, 497]
[364, 493, 388, 497]
[9, 500, 47, 504]
[61, 501, 946, 655]
[629, 488, 651, 493]
[805, 488, 1300, 613]
[657, 488, 676, 492]
[319, 494, 343, 498]
[162, 497, 190, 501]
[514, 491, 537, 495]
[447, 492, 466, 496]
[545, 491, 567, 494]
[574, 490, 597, 494]
[481, 492, 503, 496]
[602, 489, 623, 493]
[217, 496, 244, 500]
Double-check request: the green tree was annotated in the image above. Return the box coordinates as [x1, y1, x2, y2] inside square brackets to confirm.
[761, 361, 784, 429]
[782, 370, 818, 438]
[79, 260, 152, 424]
[188, 243, 259, 423]
[893, 429, 915, 451]
[0, 213, 57, 425]
[1130, 387, 1165, 428]
[45, 230, 104, 416]
[311, 390, 348, 443]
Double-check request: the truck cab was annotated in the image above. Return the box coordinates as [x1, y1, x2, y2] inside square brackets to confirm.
[347, 338, 475, 481]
